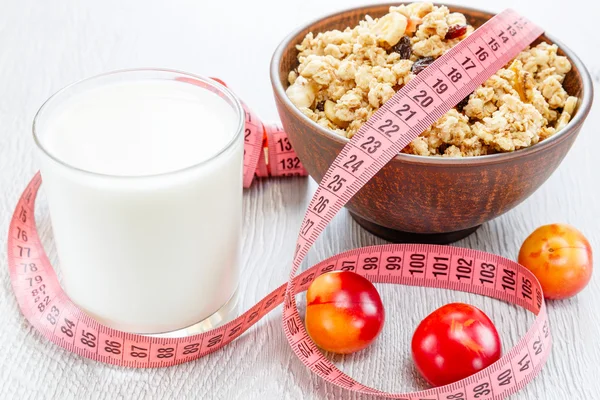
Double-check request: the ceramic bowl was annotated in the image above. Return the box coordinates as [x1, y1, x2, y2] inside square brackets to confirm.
[270, 3, 593, 243]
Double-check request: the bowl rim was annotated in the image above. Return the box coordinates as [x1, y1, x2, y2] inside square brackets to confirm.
[270, 2, 594, 167]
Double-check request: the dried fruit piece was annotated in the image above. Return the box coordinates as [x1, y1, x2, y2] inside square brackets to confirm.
[391, 36, 412, 59]
[445, 24, 467, 40]
[316, 101, 325, 112]
[456, 94, 471, 111]
[405, 16, 422, 34]
[372, 12, 408, 46]
[509, 60, 527, 101]
[411, 56, 435, 75]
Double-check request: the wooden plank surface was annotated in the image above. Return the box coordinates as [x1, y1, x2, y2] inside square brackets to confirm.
[0, 0, 598, 398]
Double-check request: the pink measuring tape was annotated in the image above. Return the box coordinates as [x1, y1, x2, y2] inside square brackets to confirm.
[8, 9, 550, 399]
[237, 87, 309, 186]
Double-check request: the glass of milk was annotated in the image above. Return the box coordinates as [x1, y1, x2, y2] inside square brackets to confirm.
[33, 69, 244, 334]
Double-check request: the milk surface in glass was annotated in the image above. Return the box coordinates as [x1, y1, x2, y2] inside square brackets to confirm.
[34, 71, 243, 334]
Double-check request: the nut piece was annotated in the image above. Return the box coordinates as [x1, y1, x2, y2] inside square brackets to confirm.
[371, 12, 408, 46]
[324, 100, 349, 128]
[285, 77, 315, 109]
[555, 96, 578, 131]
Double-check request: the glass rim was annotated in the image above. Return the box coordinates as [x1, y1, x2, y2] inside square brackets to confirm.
[32, 68, 246, 179]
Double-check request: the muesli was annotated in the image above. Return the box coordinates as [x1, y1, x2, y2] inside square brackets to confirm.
[286, 2, 578, 156]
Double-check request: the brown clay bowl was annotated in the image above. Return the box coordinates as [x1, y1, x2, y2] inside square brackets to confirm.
[270, 3, 593, 244]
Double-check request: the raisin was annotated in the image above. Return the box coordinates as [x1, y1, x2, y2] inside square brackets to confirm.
[456, 94, 471, 111]
[411, 57, 435, 75]
[391, 36, 412, 59]
[316, 101, 325, 112]
[445, 24, 468, 40]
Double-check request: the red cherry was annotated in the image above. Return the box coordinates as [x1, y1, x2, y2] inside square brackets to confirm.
[305, 271, 385, 354]
[412, 303, 501, 386]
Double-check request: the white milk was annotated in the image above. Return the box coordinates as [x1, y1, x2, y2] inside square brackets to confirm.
[36, 76, 243, 333]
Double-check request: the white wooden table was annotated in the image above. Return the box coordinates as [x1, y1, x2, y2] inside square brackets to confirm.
[1, 0, 598, 398]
